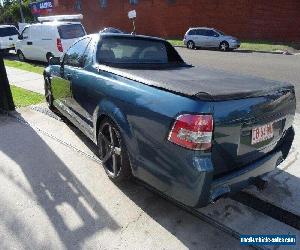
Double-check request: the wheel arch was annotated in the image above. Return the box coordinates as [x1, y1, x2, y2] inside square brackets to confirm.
[220, 40, 229, 46]
[93, 99, 134, 147]
[46, 52, 54, 61]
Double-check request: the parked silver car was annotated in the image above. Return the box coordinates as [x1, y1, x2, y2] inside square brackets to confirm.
[183, 27, 240, 51]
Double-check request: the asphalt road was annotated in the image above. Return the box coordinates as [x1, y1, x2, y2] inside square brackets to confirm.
[177, 47, 300, 112]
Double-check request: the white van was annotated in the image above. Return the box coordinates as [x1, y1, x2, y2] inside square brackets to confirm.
[0, 25, 19, 52]
[15, 15, 86, 62]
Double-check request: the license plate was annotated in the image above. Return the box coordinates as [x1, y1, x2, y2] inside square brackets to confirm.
[251, 123, 273, 145]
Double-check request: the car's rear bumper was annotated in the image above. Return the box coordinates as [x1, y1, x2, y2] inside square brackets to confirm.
[167, 126, 293, 208]
[196, 126, 294, 207]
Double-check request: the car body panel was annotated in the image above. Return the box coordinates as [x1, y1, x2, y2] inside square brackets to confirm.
[45, 34, 295, 207]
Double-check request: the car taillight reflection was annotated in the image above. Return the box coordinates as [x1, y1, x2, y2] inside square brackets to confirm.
[57, 38, 64, 52]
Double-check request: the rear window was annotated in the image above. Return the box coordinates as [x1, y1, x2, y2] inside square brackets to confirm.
[58, 24, 85, 39]
[97, 36, 184, 66]
[0, 27, 19, 37]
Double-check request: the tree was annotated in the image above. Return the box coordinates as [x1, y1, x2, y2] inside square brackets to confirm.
[0, 0, 34, 24]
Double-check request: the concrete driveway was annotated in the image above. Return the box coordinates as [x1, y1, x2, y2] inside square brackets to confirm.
[0, 106, 244, 250]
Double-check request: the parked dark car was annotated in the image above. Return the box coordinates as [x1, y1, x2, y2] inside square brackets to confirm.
[44, 33, 295, 208]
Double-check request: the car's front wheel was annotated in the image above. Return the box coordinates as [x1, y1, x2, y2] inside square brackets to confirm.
[187, 40, 195, 49]
[97, 118, 132, 182]
[219, 41, 229, 51]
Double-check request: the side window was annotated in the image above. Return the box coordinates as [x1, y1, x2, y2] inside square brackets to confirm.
[82, 39, 95, 66]
[22, 27, 29, 39]
[64, 38, 91, 67]
[205, 30, 218, 37]
[196, 29, 205, 36]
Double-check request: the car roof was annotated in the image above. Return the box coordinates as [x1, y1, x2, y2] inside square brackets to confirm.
[189, 27, 214, 30]
[28, 21, 81, 27]
[98, 33, 166, 42]
[0, 25, 16, 28]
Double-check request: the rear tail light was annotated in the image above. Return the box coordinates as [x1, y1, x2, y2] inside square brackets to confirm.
[57, 38, 63, 52]
[168, 114, 213, 151]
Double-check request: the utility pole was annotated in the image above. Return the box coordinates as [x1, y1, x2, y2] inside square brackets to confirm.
[18, 0, 25, 23]
[0, 52, 15, 111]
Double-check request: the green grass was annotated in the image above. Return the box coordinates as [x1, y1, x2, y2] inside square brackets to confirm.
[240, 40, 298, 52]
[168, 39, 300, 52]
[11, 85, 45, 107]
[4, 60, 45, 75]
[168, 39, 185, 47]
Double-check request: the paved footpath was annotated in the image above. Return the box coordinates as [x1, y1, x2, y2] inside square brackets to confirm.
[6, 66, 44, 94]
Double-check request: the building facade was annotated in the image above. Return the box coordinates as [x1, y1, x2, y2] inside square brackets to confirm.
[50, 0, 300, 42]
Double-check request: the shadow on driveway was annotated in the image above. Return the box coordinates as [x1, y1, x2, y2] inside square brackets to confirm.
[0, 112, 120, 249]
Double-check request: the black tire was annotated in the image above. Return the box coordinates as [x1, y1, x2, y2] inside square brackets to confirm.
[17, 50, 26, 61]
[46, 53, 54, 63]
[219, 41, 229, 51]
[97, 118, 132, 182]
[44, 76, 55, 111]
[187, 40, 195, 49]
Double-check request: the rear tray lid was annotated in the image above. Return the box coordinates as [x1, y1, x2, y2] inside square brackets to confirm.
[97, 64, 293, 101]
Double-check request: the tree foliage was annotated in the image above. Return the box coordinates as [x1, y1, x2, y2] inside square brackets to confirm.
[0, 0, 34, 24]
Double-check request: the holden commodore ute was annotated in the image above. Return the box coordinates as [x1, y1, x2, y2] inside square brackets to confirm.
[44, 33, 295, 207]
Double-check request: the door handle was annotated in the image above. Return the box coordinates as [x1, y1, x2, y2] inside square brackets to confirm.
[9, 37, 13, 40]
[27, 42, 33, 45]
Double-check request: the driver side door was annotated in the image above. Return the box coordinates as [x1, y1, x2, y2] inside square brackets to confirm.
[51, 37, 92, 131]
[18, 27, 32, 59]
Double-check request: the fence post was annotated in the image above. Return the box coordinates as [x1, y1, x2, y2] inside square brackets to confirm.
[0, 53, 15, 111]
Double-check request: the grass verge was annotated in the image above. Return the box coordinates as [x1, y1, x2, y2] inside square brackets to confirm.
[241, 40, 299, 52]
[4, 60, 45, 75]
[168, 39, 300, 52]
[11, 85, 45, 107]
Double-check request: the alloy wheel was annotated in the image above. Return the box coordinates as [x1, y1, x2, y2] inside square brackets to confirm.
[187, 41, 195, 49]
[220, 42, 229, 51]
[98, 122, 122, 178]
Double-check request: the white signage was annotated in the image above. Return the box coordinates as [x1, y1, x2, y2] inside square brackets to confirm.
[128, 10, 137, 19]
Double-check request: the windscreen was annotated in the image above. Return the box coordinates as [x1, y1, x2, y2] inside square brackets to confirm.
[215, 29, 226, 36]
[96, 36, 184, 65]
[58, 24, 86, 39]
[0, 27, 19, 37]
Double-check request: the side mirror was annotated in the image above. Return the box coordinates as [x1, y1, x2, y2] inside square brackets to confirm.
[214, 34, 220, 37]
[18, 34, 23, 40]
[49, 57, 61, 66]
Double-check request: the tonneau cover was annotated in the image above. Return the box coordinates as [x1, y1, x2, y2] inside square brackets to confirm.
[97, 65, 293, 101]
